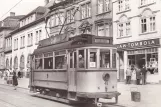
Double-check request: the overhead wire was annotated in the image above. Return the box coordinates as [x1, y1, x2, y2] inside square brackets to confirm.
[0, 0, 23, 20]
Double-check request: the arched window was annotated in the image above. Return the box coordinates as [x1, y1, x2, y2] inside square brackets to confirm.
[118, 15, 131, 38]
[10, 58, 12, 70]
[6, 58, 9, 69]
[27, 54, 31, 68]
[140, 9, 156, 33]
[14, 56, 18, 69]
[20, 55, 25, 69]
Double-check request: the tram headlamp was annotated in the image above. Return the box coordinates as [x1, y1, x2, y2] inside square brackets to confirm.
[102, 73, 110, 82]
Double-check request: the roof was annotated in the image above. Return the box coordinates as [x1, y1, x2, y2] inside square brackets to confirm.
[0, 15, 24, 30]
[20, 6, 47, 20]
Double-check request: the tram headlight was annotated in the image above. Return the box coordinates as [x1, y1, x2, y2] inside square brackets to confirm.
[102, 73, 110, 82]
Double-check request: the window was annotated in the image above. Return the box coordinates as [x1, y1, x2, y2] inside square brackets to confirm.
[10, 58, 12, 70]
[14, 56, 18, 69]
[98, 0, 110, 14]
[78, 50, 85, 68]
[0, 37, 3, 48]
[118, 0, 130, 12]
[89, 49, 97, 68]
[140, 0, 155, 6]
[35, 29, 42, 44]
[100, 49, 110, 68]
[66, 9, 74, 23]
[97, 23, 110, 37]
[55, 50, 67, 69]
[44, 52, 53, 69]
[20, 55, 25, 69]
[28, 33, 33, 46]
[6, 58, 9, 69]
[14, 38, 18, 49]
[50, 13, 64, 27]
[35, 54, 43, 69]
[118, 16, 131, 37]
[140, 10, 156, 34]
[20, 36, 25, 48]
[81, 2, 91, 19]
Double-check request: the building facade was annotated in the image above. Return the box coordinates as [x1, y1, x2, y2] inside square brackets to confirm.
[0, 13, 24, 73]
[45, 0, 112, 39]
[112, 0, 161, 83]
[11, 6, 48, 77]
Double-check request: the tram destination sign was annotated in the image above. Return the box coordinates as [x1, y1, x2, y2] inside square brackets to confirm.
[117, 38, 160, 49]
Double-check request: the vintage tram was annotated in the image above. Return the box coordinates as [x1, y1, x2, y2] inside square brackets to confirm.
[29, 34, 120, 105]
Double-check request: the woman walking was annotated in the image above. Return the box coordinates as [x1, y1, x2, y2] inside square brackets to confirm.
[12, 71, 18, 90]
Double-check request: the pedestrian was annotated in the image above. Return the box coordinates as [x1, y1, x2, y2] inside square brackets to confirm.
[141, 65, 147, 85]
[131, 65, 136, 84]
[135, 67, 141, 85]
[12, 71, 18, 90]
[126, 67, 132, 84]
[18, 71, 21, 78]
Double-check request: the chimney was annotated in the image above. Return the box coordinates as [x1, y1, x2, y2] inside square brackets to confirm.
[10, 12, 15, 16]
[44, 0, 49, 5]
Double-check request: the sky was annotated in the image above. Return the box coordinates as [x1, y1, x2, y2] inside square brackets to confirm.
[0, 0, 45, 20]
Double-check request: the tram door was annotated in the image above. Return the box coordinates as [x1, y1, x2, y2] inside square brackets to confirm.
[68, 51, 77, 92]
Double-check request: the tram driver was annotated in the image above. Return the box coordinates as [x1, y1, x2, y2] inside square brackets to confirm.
[79, 54, 84, 68]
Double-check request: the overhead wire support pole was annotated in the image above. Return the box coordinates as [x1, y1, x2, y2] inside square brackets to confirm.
[58, 6, 79, 35]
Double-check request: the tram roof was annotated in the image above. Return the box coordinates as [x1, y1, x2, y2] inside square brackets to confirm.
[33, 34, 114, 54]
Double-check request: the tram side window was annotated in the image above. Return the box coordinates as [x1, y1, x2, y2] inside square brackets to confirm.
[100, 49, 110, 68]
[78, 50, 85, 68]
[112, 49, 116, 68]
[44, 53, 53, 69]
[55, 51, 67, 69]
[90, 51, 97, 68]
[35, 58, 42, 69]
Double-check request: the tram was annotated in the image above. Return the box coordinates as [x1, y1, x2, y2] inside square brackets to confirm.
[29, 34, 120, 105]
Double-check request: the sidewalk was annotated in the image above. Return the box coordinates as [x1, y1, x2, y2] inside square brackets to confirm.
[0, 77, 29, 89]
[117, 82, 161, 107]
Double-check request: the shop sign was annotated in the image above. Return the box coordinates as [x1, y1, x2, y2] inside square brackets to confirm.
[117, 39, 160, 49]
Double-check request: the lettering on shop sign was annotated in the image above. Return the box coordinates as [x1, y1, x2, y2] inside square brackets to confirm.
[117, 39, 160, 49]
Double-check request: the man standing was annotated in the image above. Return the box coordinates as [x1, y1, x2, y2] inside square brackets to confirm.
[135, 67, 141, 85]
[141, 65, 147, 85]
[126, 67, 132, 84]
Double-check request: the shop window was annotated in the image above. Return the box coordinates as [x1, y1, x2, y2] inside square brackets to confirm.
[100, 49, 110, 68]
[35, 54, 43, 69]
[128, 55, 135, 67]
[89, 51, 97, 68]
[78, 50, 85, 68]
[44, 53, 53, 69]
[55, 50, 67, 69]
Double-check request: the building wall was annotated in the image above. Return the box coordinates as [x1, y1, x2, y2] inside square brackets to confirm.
[12, 21, 47, 77]
[112, 0, 161, 83]
[47, 0, 112, 37]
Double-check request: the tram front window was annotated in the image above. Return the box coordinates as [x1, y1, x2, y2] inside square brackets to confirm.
[100, 49, 110, 68]
[78, 50, 85, 68]
[90, 51, 97, 68]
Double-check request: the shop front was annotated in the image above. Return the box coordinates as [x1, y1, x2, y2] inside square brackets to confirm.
[117, 38, 161, 83]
